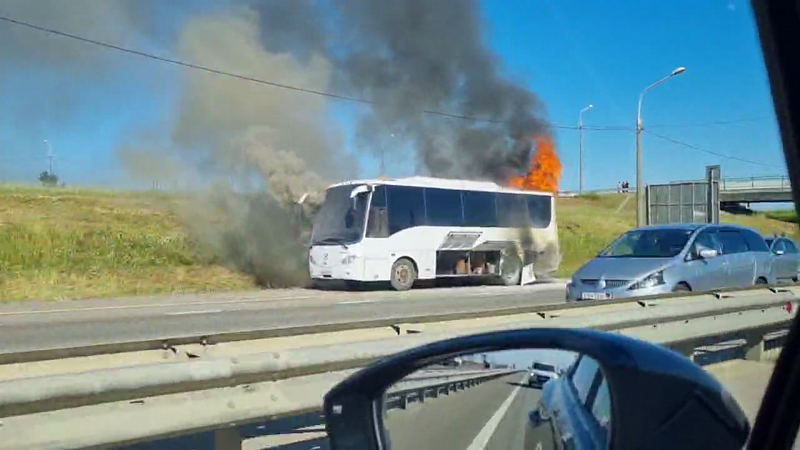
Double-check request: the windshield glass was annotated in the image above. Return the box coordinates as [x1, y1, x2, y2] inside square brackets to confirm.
[311, 185, 368, 246]
[600, 229, 694, 258]
[533, 363, 556, 372]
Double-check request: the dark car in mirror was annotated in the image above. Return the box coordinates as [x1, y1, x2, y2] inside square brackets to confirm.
[323, 328, 749, 450]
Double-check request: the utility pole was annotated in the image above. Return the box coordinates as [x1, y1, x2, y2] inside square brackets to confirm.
[44, 139, 54, 174]
[635, 67, 686, 227]
[578, 104, 593, 195]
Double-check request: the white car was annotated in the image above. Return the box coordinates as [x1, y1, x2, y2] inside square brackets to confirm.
[528, 362, 559, 388]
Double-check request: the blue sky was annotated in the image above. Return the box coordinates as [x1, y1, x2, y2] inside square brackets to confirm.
[0, 0, 786, 191]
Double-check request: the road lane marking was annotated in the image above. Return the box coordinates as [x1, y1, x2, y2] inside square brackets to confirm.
[0, 295, 316, 317]
[336, 299, 379, 305]
[467, 382, 522, 450]
[164, 309, 224, 316]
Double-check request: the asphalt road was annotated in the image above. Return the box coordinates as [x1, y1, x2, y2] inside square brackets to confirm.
[384, 373, 540, 449]
[0, 282, 566, 354]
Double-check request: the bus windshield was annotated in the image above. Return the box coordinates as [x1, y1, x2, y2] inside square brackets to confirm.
[311, 185, 369, 246]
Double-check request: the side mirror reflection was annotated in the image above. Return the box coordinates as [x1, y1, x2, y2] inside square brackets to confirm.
[323, 328, 751, 450]
[380, 350, 606, 450]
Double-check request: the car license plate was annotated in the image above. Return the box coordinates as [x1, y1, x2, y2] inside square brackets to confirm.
[581, 292, 612, 300]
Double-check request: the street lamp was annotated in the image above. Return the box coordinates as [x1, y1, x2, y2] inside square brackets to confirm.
[578, 104, 593, 195]
[635, 67, 686, 226]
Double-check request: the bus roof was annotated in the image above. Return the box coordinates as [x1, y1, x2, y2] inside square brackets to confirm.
[327, 176, 554, 196]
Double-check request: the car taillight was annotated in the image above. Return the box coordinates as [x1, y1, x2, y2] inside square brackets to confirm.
[785, 301, 793, 314]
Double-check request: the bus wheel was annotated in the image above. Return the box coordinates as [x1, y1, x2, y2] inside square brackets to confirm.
[390, 258, 417, 291]
[500, 254, 522, 286]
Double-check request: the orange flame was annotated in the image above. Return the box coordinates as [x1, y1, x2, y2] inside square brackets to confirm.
[508, 136, 562, 193]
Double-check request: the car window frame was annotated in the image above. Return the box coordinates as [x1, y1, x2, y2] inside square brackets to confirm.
[717, 229, 751, 255]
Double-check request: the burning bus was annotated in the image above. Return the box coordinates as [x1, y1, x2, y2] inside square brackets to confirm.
[306, 137, 561, 291]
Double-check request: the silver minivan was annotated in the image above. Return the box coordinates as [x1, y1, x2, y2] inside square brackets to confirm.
[566, 223, 775, 302]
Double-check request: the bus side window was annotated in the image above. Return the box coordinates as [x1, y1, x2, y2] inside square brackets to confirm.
[526, 195, 552, 228]
[386, 185, 425, 235]
[497, 193, 528, 227]
[366, 185, 389, 238]
[425, 188, 464, 226]
[463, 191, 498, 227]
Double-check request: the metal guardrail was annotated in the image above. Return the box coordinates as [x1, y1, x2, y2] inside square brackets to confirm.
[0, 286, 797, 449]
[5, 280, 779, 365]
[383, 369, 515, 411]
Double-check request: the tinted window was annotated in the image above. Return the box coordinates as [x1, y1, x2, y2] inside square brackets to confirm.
[784, 239, 799, 253]
[366, 185, 389, 238]
[533, 363, 556, 372]
[497, 193, 529, 227]
[386, 185, 425, 235]
[740, 228, 770, 252]
[526, 194, 552, 228]
[570, 355, 600, 405]
[462, 191, 497, 227]
[424, 188, 463, 226]
[717, 230, 749, 254]
[601, 228, 693, 258]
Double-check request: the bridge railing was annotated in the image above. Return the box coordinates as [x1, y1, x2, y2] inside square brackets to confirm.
[0, 286, 797, 449]
[558, 175, 791, 198]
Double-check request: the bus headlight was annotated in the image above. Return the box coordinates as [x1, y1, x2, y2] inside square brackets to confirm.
[309, 254, 316, 265]
[629, 271, 665, 290]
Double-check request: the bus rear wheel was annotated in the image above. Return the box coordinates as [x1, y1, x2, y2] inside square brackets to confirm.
[500, 254, 522, 286]
[390, 258, 417, 291]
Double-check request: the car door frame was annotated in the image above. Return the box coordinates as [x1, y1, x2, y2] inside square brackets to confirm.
[772, 238, 791, 281]
[684, 227, 728, 292]
[717, 227, 756, 288]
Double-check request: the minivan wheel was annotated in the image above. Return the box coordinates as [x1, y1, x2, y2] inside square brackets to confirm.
[756, 277, 769, 286]
[673, 283, 691, 293]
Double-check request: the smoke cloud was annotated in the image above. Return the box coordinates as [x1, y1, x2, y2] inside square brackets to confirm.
[332, 0, 550, 181]
[1, 0, 552, 286]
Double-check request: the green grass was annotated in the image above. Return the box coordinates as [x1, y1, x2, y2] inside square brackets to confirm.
[765, 209, 798, 224]
[0, 186, 252, 301]
[0, 186, 795, 301]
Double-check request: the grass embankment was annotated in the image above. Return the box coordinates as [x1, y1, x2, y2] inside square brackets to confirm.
[0, 186, 252, 301]
[0, 186, 796, 301]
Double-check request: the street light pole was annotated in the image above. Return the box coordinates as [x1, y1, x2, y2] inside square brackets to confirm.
[578, 104, 593, 196]
[635, 67, 686, 227]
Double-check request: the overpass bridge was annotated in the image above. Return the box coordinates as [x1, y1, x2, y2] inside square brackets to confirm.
[560, 174, 792, 205]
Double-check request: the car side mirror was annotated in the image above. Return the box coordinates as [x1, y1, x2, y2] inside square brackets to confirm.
[323, 328, 749, 450]
[699, 248, 719, 259]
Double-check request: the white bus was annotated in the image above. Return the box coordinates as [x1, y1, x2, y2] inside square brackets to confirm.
[307, 176, 559, 290]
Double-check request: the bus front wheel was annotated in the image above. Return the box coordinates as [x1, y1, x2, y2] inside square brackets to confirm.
[390, 258, 417, 291]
